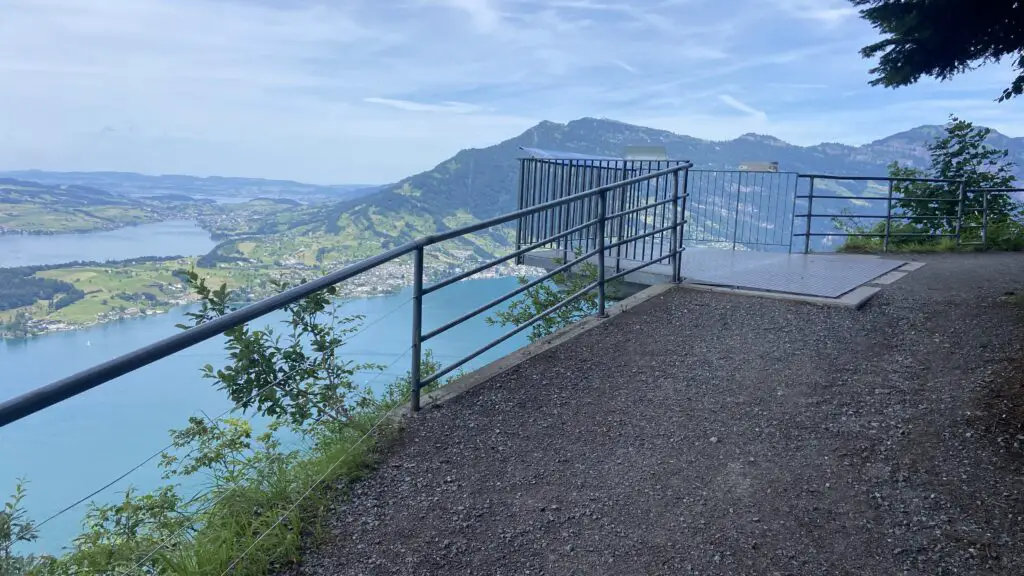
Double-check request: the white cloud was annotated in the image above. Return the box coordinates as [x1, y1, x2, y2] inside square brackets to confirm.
[610, 60, 640, 74]
[0, 0, 1019, 184]
[718, 95, 768, 120]
[364, 98, 485, 114]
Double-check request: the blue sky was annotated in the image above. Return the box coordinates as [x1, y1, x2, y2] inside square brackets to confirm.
[0, 0, 1020, 184]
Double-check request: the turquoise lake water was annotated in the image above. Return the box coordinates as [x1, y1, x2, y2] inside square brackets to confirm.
[0, 220, 217, 267]
[0, 226, 530, 555]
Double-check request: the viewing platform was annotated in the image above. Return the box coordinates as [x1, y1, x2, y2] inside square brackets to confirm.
[523, 246, 914, 307]
[5, 150, 1022, 575]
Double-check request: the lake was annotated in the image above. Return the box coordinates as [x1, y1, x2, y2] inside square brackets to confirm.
[0, 276, 529, 555]
[0, 220, 216, 267]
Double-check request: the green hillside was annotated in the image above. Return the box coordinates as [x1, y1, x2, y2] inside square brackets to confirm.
[232, 118, 1024, 258]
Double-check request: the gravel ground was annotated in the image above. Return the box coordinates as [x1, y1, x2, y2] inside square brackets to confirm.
[292, 253, 1024, 576]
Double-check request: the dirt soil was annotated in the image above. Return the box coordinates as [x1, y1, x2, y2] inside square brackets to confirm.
[290, 253, 1024, 576]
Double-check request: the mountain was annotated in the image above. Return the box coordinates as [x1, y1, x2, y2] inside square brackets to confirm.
[337, 118, 1024, 221]
[244, 118, 1021, 255]
[9, 118, 1020, 252]
[0, 170, 381, 204]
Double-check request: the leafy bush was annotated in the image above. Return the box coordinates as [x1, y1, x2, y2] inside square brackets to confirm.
[0, 269, 461, 575]
[486, 251, 604, 342]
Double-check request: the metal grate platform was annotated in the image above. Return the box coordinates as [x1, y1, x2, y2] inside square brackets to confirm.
[675, 249, 905, 298]
[523, 247, 906, 299]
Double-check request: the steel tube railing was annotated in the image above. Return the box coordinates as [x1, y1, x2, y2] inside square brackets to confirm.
[424, 218, 597, 295]
[0, 242, 416, 427]
[788, 174, 1020, 252]
[421, 245, 602, 342]
[0, 161, 692, 426]
[420, 279, 601, 387]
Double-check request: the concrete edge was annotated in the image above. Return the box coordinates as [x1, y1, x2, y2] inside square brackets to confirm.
[869, 270, 909, 285]
[898, 261, 927, 272]
[392, 282, 678, 420]
[680, 282, 881, 310]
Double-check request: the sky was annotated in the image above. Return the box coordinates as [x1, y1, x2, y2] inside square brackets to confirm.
[0, 0, 1021, 184]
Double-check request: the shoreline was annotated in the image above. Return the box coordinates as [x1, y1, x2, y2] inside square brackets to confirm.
[0, 269, 530, 341]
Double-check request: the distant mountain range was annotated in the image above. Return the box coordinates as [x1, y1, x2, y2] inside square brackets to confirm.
[5, 118, 1021, 251]
[0, 170, 381, 204]
[320, 117, 1023, 221]
[257, 117, 1021, 252]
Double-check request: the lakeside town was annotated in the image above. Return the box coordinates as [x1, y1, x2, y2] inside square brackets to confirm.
[1, 257, 540, 339]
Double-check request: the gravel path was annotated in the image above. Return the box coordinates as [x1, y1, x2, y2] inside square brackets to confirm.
[294, 253, 1024, 575]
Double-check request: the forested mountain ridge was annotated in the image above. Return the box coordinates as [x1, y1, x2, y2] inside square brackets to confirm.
[242, 118, 1022, 250]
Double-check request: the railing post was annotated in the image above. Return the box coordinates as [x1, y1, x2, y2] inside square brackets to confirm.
[515, 158, 526, 263]
[596, 189, 607, 318]
[731, 172, 743, 250]
[410, 245, 424, 413]
[615, 163, 629, 273]
[982, 189, 990, 250]
[955, 180, 965, 246]
[803, 176, 815, 254]
[670, 169, 681, 283]
[883, 179, 893, 252]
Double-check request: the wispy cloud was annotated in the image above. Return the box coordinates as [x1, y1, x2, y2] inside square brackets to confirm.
[364, 98, 485, 114]
[0, 0, 1019, 183]
[719, 95, 768, 120]
[610, 59, 639, 74]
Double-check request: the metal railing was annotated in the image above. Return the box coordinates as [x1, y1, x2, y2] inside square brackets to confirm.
[0, 162, 692, 428]
[960, 188, 1024, 249]
[516, 159, 795, 257]
[791, 175, 1024, 252]
[684, 169, 797, 250]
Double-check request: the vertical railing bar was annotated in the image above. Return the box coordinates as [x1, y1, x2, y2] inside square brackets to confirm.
[662, 162, 670, 260]
[653, 163, 659, 259]
[955, 180, 965, 246]
[597, 188, 607, 317]
[565, 162, 573, 259]
[535, 159, 546, 246]
[410, 246, 424, 413]
[711, 170, 719, 243]
[515, 158, 526, 260]
[731, 171, 743, 250]
[788, 174, 799, 253]
[679, 166, 690, 270]
[720, 171, 728, 244]
[571, 164, 584, 256]
[982, 189, 990, 250]
[762, 172, 769, 247]
[624, 162, 635, 260]
[748, 172, 758, 247]
[548, 161, 559, 251]
[524, 159, 535, 246]
[770, 172, 779, 246]
[616, 161, 628, 270]
[753, 172, 763, 247]
[652, 163, 658, 259]
[700, 170, 710, 242]
[803, 176, 815, 253]
[883, 179, 894, 252]
[670, 169, 681, 283]
[765, 172, 775, 246]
